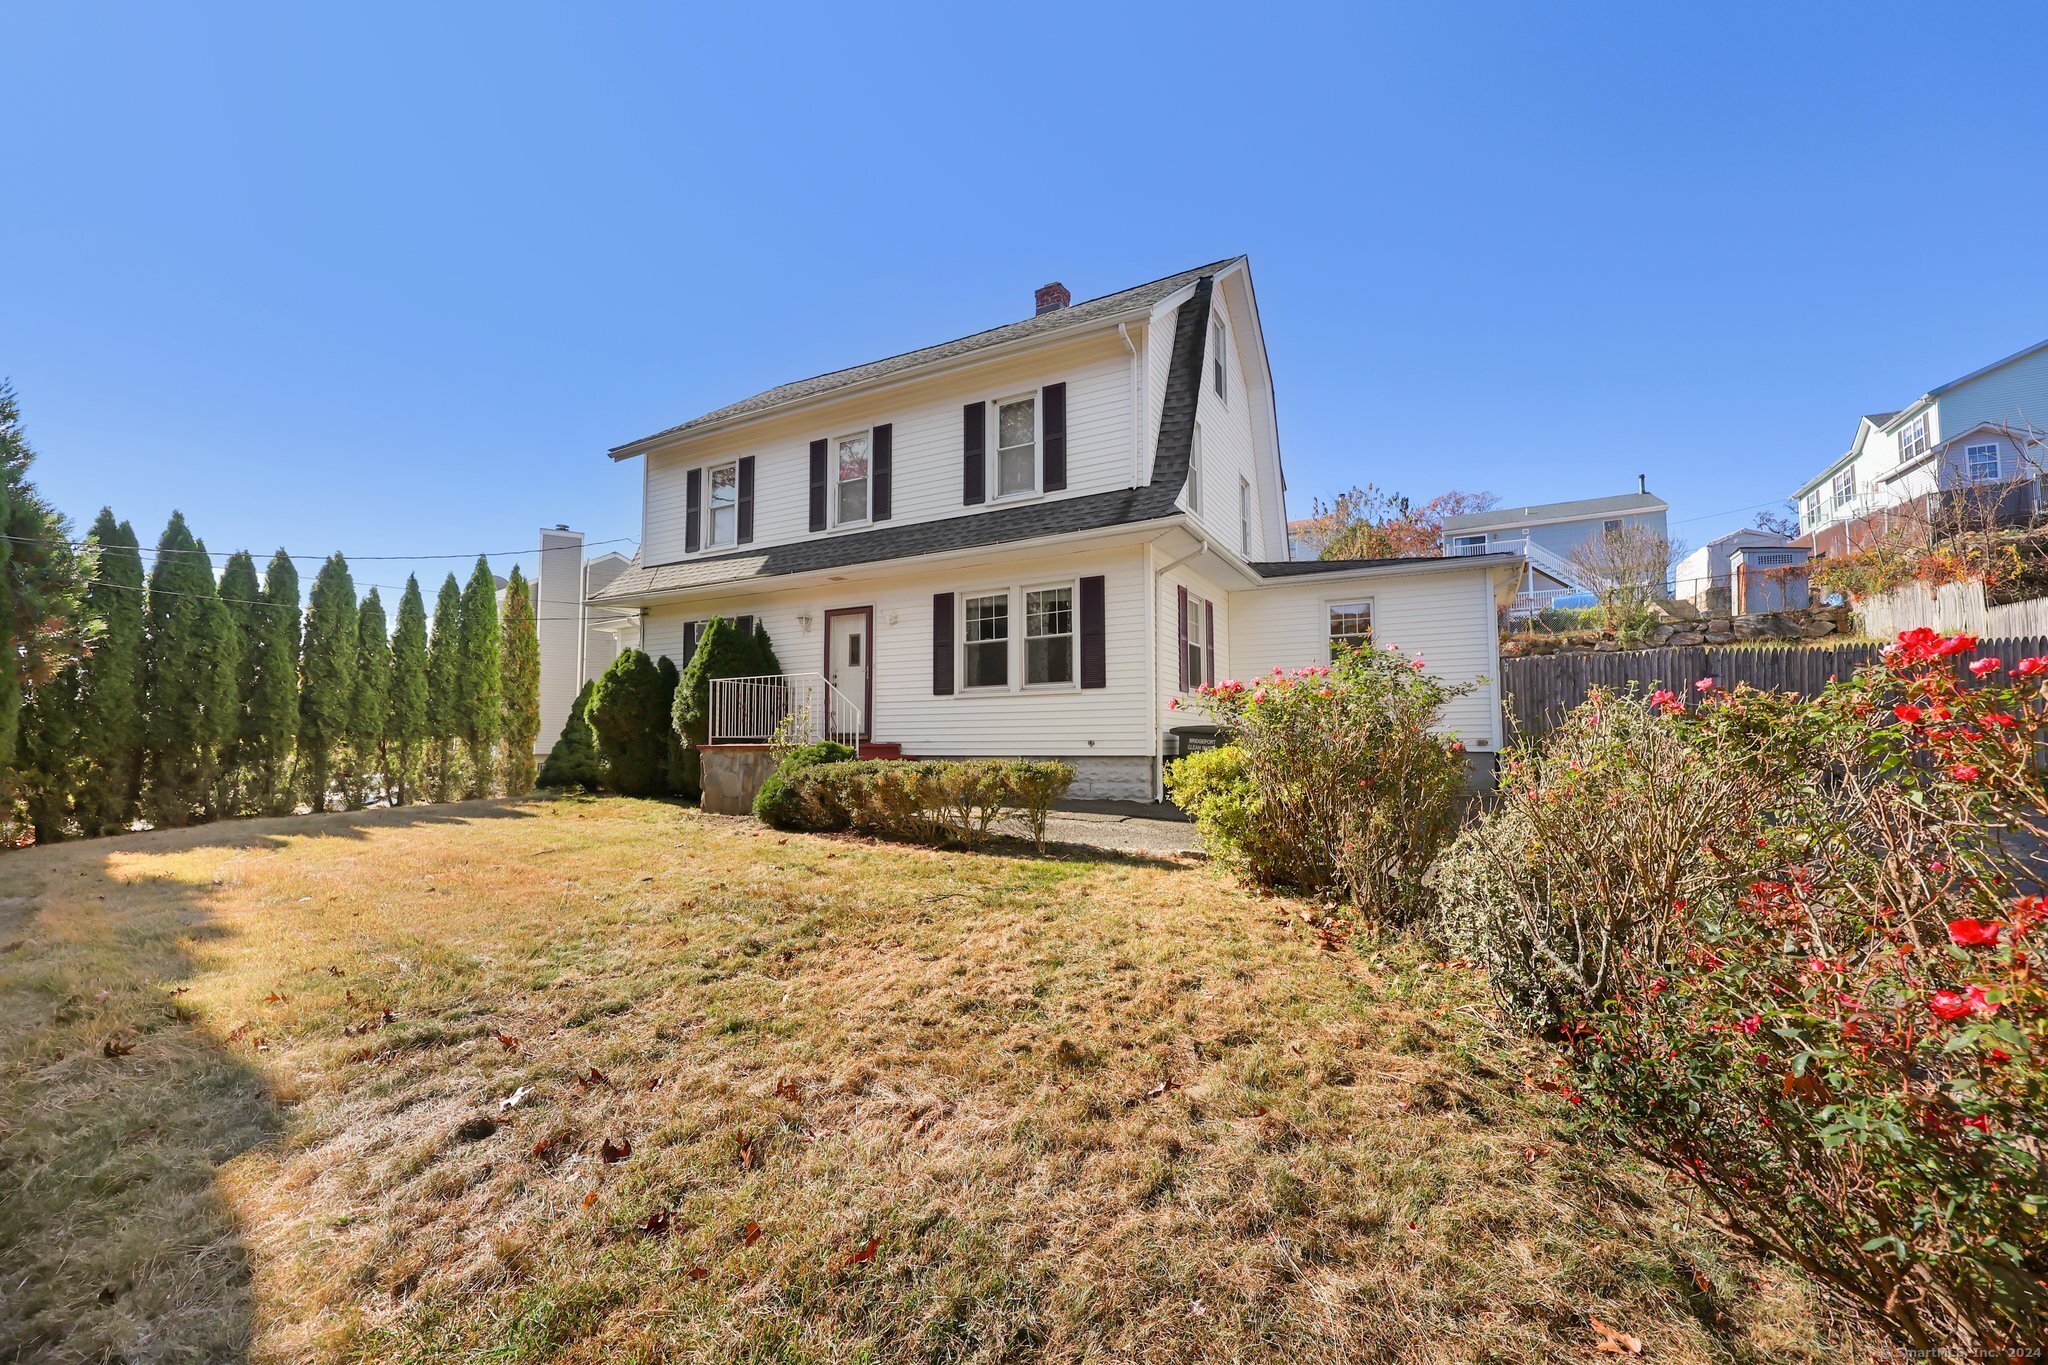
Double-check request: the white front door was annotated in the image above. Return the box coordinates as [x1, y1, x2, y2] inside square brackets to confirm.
[826, 609, 868, 738]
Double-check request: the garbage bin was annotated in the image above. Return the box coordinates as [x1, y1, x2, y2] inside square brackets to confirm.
[1163, 725, 1222, 759]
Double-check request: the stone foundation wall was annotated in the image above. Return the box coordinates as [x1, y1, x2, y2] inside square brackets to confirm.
[1507, 603, 1855, 657]
[699, 746, 779, 815]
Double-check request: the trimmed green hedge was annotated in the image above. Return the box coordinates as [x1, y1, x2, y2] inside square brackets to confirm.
[771, 757, 1073, 849]
[752, 741, 857, 827]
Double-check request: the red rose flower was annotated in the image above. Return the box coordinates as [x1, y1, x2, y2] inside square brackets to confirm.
[1969, 657, 2002, 677]
[2016, 656, 2048, 676]
[1947, 918, 2002, 947]
[1948, 764, 1981, 782]
[1893, 703, 1924, 724]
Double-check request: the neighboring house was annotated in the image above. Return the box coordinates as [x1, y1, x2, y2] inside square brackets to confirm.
[1284, 517, 1323, 560]
[1440, 485, 1669, 613]
[1793, 336, 2048, 558]
[587, 258, 1522, 802]
[529, 528, 637, 755]
[1674, 527, 1797, 613]
[1725, 542, 1812, 615]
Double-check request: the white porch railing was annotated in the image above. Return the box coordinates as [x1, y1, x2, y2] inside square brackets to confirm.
[708, 673, 864, 748]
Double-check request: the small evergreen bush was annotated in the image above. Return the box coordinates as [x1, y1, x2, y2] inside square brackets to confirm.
[753, 740, 856, 828]
[587, 650, 673, 797]
[537, 680, 604, 790]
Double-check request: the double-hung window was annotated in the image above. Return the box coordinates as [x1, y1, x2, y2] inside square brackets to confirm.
[1239, 477, 1253, 556]
[1185, 594, 1209, 686]
[707, 460, 739, 548]
[1210, 315, 1227, 401]
[1803, 490, 1822, 528]
[1899, 416, 1929, 462]
[1967, 443, 2000, 481]
[1024, 586, 1074, 686]
[1329, 600, 1373, 658]
[835, 431, 870, 525]
[995, 395, 1037, 498]
[963, 592, 1010, 689]
[1830, 469, 1855, 514]
[1187, 424, 1202, 511]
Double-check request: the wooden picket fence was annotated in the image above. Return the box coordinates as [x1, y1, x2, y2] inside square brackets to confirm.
[1855, 581, 2048, 639]
[1499, 636, 2048, 744]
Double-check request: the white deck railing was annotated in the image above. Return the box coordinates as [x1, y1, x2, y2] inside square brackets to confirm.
[708, 673, 864, 749]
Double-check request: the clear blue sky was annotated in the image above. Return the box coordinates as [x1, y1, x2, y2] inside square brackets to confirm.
[6, 2, 2046, 591]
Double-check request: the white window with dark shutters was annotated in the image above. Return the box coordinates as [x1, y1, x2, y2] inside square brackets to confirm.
[995, 395, 1037, 498]
[1899, 415, 1929, 462]
[834, 431, 870, 526]
[1185, 593, 1209, 687]
[963, 592, 1009, 689]
[1328, 599, 1372, 658]
[707, 460, 739, 548]
[1024, 584, 1075, 687]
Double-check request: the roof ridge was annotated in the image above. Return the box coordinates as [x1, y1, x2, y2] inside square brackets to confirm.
[609, 257, 1243, 455]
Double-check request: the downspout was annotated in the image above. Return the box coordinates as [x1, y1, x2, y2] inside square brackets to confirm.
[1119, 321, 1142, 489]
[1148, 532, 1213, 801]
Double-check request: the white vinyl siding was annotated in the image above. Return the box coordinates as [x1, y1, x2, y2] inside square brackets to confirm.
[1227, 565, 1502, 750]
[639, 543, 1154, 757]
[1154, 556, 1234, 730]
[639, 332, 1136, 566]
[1182, 284, 1263, 556]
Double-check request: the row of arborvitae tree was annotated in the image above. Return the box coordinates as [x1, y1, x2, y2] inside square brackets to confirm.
[1, 389, 542, 843]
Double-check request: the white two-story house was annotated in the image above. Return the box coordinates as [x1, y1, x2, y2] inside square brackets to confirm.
[589, 258, 1521, 804]
[1793, 336, 2048, 558]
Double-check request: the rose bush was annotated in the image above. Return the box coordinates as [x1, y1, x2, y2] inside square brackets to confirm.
[1444, 630, 2048, 1350]
[1166, 643, 1473, 922]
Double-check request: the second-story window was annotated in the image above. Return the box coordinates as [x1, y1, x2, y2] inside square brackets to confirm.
[1449, 533, 1486, 555]
[1211, 315, 1227, 401]
[1803, 490, 1822, 527]
[1187, 424, 1202, 511]
[995, 395, 1037, 498]
[1831, 469, 1855, 512]
[707, 460, 739, 548]
[835, 431, 870, 525]
[1899, 416, 1929, 462]
[1239, 477, 1253, 556]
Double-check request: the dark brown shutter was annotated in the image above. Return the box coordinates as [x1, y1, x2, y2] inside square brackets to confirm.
[1079, 574, 1105, 689]
[1176, 585, 1189, 691]
[808, 439, 828, 531]
[685, 468, 703, 553]
[932, 592, 955, 695]
[962, 402, 985, 505]
[736, 456, 755, 544]
[872, 423, 893, 521]
[1042, 382, 1067, 492]
[1204, 599, 1216, 686]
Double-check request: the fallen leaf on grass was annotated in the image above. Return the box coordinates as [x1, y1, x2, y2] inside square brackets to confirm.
[687, 1265, 710, 1281]
[838, 1235, 879, 1269]
[600, 1137, 632, 1164]
[639, 1209, 671, 1235]
[264, 992, 288, 1004]
[578, 1067, 611, 1089]
[581, 1189, 598, 1208]
[1589, 1317, 1643, 1355]
[736, 1135, 756, 1169]
[773, 1076, 801, 1100]
[498, 1086, 532, 1113]
[742, 1222, 761, 1247]
[495, 1031, 521, 1052]
[1145, 1078, 1180, 1099]
[102, 1037, 135, 1058]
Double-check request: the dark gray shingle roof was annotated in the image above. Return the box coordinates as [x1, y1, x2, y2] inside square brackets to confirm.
[609, 258, 1240, 455]
[594, 277, 1219, 601]
[1441, 491, 1666, 533]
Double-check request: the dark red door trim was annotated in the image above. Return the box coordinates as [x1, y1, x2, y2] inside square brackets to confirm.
[822, 605, 874, 740]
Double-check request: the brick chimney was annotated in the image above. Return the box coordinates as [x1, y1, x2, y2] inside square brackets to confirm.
[1034, 281, 1070, 315]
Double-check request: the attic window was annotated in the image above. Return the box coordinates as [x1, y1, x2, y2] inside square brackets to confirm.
[1210, 316, 1227, 401]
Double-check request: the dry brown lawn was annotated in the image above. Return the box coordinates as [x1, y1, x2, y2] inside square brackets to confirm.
[0, 797, 1876, 1363]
